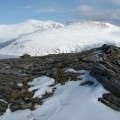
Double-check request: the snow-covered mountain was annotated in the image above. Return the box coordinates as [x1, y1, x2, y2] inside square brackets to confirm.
[0, 20, 120, 56]
[0, 20, 63, 43]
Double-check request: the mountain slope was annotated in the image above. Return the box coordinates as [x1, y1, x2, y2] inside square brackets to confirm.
[0, 21, 120, 56]
[0, 20, 63, 43]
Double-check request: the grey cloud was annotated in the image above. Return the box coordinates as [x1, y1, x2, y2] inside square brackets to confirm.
[77, 5, 120, 20]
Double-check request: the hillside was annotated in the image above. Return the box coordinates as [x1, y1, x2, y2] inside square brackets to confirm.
[0, 21, 119, 56]
[0, 45, 120, 120]
[0, 20, 63, 49]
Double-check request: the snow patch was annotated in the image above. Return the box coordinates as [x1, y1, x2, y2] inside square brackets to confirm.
[28, 76, 55, 98]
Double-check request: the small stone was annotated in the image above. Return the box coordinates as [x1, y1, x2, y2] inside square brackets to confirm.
[17, 83, 23, 87]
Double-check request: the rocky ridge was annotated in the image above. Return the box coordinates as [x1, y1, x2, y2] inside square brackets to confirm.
[0, 44, 120, 115]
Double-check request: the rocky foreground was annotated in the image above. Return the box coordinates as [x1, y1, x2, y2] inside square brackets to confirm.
[0, 44, 120, 115]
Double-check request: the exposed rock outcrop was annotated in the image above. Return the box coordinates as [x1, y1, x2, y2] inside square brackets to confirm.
[0, 44, 120, 115]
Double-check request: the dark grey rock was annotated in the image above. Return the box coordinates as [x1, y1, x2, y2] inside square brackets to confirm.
[0, 44, 120, 115]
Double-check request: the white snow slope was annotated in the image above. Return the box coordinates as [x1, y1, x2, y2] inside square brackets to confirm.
[0, 19, 63, 44]
[0, 20, 119, 56]
[0, 69, 120, 120]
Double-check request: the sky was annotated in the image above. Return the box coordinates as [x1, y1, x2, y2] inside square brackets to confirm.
[0, 0, 120, 24]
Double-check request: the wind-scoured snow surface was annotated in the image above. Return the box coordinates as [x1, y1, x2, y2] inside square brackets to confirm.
[0, 69, 120, 120]
[0, 20, 120, 56]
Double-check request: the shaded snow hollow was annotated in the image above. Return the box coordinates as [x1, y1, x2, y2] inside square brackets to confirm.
[0, 20, 119, 56]
[0, 69, 120, 120]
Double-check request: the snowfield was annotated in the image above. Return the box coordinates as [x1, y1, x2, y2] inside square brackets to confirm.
[0, 19, 63, 45]
[0, 20, 119, 56]
[0, 69, 120, 120]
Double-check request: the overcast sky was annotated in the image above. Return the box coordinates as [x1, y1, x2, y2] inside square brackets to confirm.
[0, 0, 120, 24]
